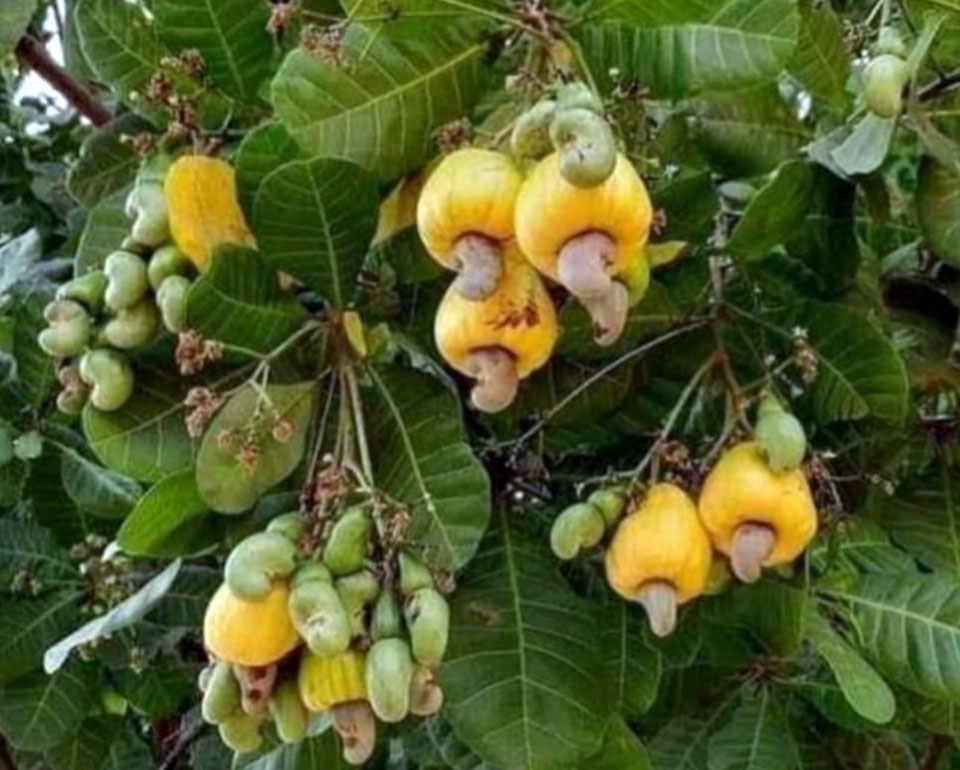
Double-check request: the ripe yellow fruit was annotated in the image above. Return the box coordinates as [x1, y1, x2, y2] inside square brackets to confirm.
[203, 582, 300, 666]
[698, 442, 818, 583]
[164, 156, 255, 272]
[605, 483, 712, 637]
[297, 649, 367, 712]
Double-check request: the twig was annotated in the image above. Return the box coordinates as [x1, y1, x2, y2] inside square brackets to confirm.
[0, 733, 17, 770]
[918, 67, 960, 101]
[14, 34, 111, 126]
[155, 720, 205, 770]
[920, 734, 951, 770]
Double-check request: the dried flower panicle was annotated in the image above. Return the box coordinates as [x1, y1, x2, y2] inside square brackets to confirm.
[176, 330, 224, 375]
[434, 119, 473, 154]
[267, 2, 297, 35]
[272, 418, 295, 443]
[301, 23, 347, 67]
[792, 328, 819, 386]
[185, 387, 224, 438]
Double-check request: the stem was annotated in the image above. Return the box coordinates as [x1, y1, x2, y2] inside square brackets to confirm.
[345, 365, 374, 485]
[920, 735, 951, 770]
[14, 35, 112, 126]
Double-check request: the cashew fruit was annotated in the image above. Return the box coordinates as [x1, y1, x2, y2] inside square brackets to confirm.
[323, 506, 372, 575]
[148, 245, 192, 290]
[297, 649, 367, 711]
[292, 561, 332, 587]
[218, 712, 263, 754]
[587, 486, 628, 528]
[550, 108, 617, 188]
[336, 569, 380, 638]
[434, 244, 558, 412]
[288, 577, 351, 656]
[203, 582, 300, 666]
[266, 512, 305, 543]
[104, 250, 149, 311]
[331, 700, 376, 766]
[409, 664, 443, 716]
[56, 271, 107, 312]
[233, 664, 277, 717]
[365, 637, 414, 723]
[876, 26, 908, 58]
[156, 275, 191, 334]
[164, 155, 256, 272]
[56, 363, 88, 416]
[605, 484, 713, 637]
[78, 349, 134, 412]
[622, 249, 651, 307]
[371, 589, 403, 641]
[863, 54, 909, 118]
[550, 502, 606, 560]
[754, 395, 806, 472]
[398, 551, 434, 596]
[13, 431, 42, 460]
[404, 587, 449, 666]
[225, 532, 298, 600]
[126, 156, 171, 248]
[102, 298, 160, 349]
[699, 442, 818, 584]
[201, 661, 242, 724]
[268, 679, 307, 743]
[38, 299, 91, 358]
[556, 81, 603, 114]
[511, 99, 557, 161]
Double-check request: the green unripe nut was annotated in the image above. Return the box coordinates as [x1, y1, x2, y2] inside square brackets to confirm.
[398, 551, 434, 596]
[38, 299, 91, 358]
[323, 506, 372, 576]
[556, 81, 603, 114]
[126, 173, 170, 248]
[875, 26, 908, 58]
[148, 245, 192, 290]
[288, 578, 351, 656]
[104, 250, 149, 311]
[266, 512, 306, 543]
[755, 395, 807, 472]
[156, 275, 190, 333]
[550, 108, 617, 188]
[404, 587, 449, 666]
[863, 54, 909, 119]
[13, 430, 43, 461]
[335, 569, 380, 638]
[58, 387, 88, 416]
[218, 713, 263, 754]
[409, 664, 444, 716]
[225, 532, 297, 600]
[79, 349, 134, 411]
[511, 99, 557, 161]
[550, 503, 606, 560]
[292, 561, 332, 588]
[268, 679, 307, 744]
[587, 486, 628, 528]
[371, 589, 403, 641]
[202, 661, 242, 724]
[102, 298, 160, 349]
[57, 271, 108, 312]
[365, 638, 414, 723]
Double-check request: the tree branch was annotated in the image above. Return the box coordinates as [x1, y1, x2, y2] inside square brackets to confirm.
[14, 34, 112, 126]
[918, 67, 960, 102]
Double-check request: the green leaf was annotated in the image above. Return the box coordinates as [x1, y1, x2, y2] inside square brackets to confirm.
[407, 715, 497, 770]
[100, 724, 153, 770]
[47, 717, 121, 770]
[3, 281, 57, 407]
[0, 0, 38, 58]
[603, 603, 662, 718]
[113, 665, 194, 720]
[58, 443, 142, 519]
[272, 23, 490, 179]
[648, 694, 739, 770]
[74, 0, 166, 99]
[904, 692, 960, 736]
[582, 717, 651, 770]
[786, 2, 848, 112]
[117, 470, 220, 557]
[0, 518, 77, 585]
[0, 229, 42, 298]
[809, 519, 916, 579]
[706, 581, 807, 656]
[252, 157, 378, 305]
[441, 511, 609, 770]
[652, 172, 720, 243]
[154, 0, 273, 100]
[74, 188, 131, 276]
[829, 116, 897, 178]
[707, 689, 797, 770]
[918, 156, 960, 266]
[44, 560, 182, 674]
[0, 592, 81, 682]
[825, 572, 960, 701]
[235, 122, 302, 216]
[0, 663, 99, 751]
[244, 730, 350, 770]
[365, 365, 490, 570]
[195, 382, 314, 514]
[186, 246, 306, 354]
[803, 606, 896, 725]
[577, 0, 800, 99]
[67, 117, 147, 209]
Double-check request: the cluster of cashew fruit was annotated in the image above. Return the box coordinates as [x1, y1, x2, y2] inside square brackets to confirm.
[863, 26, 910, 119]
[200, 507, 450, 762]
[551, 396, 817, 638]
[417, 82, 654, 413]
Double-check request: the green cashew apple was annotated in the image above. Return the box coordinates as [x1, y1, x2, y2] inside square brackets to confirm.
[268, 679, 307, 744]
[156, 275, 191, 333]
[550, 108, 617, 187]
[323, 506, 372, 575]
[404, 587, 449, 666]
[550, 502, 606, 560]
[335, 569, 380, 639]
[202, 661, 242, 724]
[104, 251, 149, 311]
[38, 299, 91, 358]
[511, 99, 558, 161]
[288, 575, 352, 656]
[409, 664, 443, 716]
[126, 157, 171, 248]
[292, 561, 332, 587]
[103, 298, 160, 350]
[266, 512, 305, 542]
[556, 81, 604, 114]
[371, 589, 403, 641]
[398, 551, 434, 596]
[366, 638, 414, 723]
[587, 486, 628, 528]
[56, 271, 107, 312]
[218, 713, 263, 754]
[754, 395, 807, 472]
[225, 532, 297, 600]
[875, 26, 908, 58]
[78, 349, 134, 412]
[148, 245, 192, 290]
[863, 54, 909, 118]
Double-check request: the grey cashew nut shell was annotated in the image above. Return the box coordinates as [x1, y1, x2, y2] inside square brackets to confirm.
[451, 233, 504, 300]
[558, 231, 629, 346]
[730, 522, 777, 584]
[466, 348, 519, 413]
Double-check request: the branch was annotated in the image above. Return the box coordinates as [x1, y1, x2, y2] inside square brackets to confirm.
[14, 34, 112, 126]
[920, 734, 952, 770]
[918, 67, 960, 102]
[0, 733, 17, 770]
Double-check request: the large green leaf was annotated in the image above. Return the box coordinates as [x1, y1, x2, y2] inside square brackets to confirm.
[244, 730, 350, 770]
[577, 0, 800, 99]
[441, 512, 609, 770]
[271, 22, 490, 179]
[0, 0, 38, 57]
[154, 0, 273, 100]
[0, 519, 77, 585]
[0, 592, 81, 682]
[364, 365, 490, 570]
[583, 717, 652, 770]
[603, 603, 662, 718]
[57, 443, 142, 519]
[786, 2, 848, 112]
[234, 122, 302, 216]
[648, 694, 740, 770]
[47, 717, 122, 770]
[252, 158, 379, 305]
[67, 117, 146, 209]
[707, 689, 796, 770]
[74, 188, 130, 275]
[918, 156, 960, 266]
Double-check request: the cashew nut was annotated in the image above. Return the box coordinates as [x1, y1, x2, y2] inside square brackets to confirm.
[451, 233, 503, 301]
[730, 522, 777, 584]
[331, 700, 376, 766]
[637, 580, 678, 638]
[465, 347, 519, 413]
[558, 231, 629, 346]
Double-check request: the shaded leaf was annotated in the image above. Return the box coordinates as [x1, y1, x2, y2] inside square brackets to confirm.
[707, 689, 797, 770]
[830, 116, 897, 177]
[582, 717, 652, 770]
[604, 602, 662, 718]
[787, 2, 848, 112]
[918, 156, 960, 267]
[74, 188, 130, 275]
[67, 118, 146, 209]
[0, 0, 38, 57]
[0, 518, 77, 585]
[47, 717, 120, 770]
[0, 592, 81, 682]
[58, 443, 142, 519]
[235, 122, 302, 216]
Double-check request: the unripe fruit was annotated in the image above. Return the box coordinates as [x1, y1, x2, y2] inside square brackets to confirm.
[288, 577, 351, 656]
[404, 587, 449, 666]
[269, 679, 308, 744]
[224, 532, 298, 600]
[104, 250, 149, 311]
[78, 349, 134, 411]
[323, 506, 372, 576]
[550, 502, 606, 560]
[587, 486, 628, 528]
[754, 395, 806, 472]
[38, 299, 91, 358]
[13, 431, 42, 460]
[336, 570, 380, 639]
[863, 54, 909, 118]
[233, 664, 277, 717]
[550, 108, 617, 187]
[409, 664, 444, 716]
[201, 661, 241, 724]
[398, 551, 434, 596]
[218, 712, 262, 754]
[556, 81, 604, 114]
[266, 512, 305, 543]
[511, 99, 557, 161]
[56, 271, 107, 312]
[157, 275, 191, 334]
[371, 589, 403, 641]
[102, 298, 160, 349]
[148, 245, 192, 290]
[366, 638, 414, 723]
[875, 26, 908, 58]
